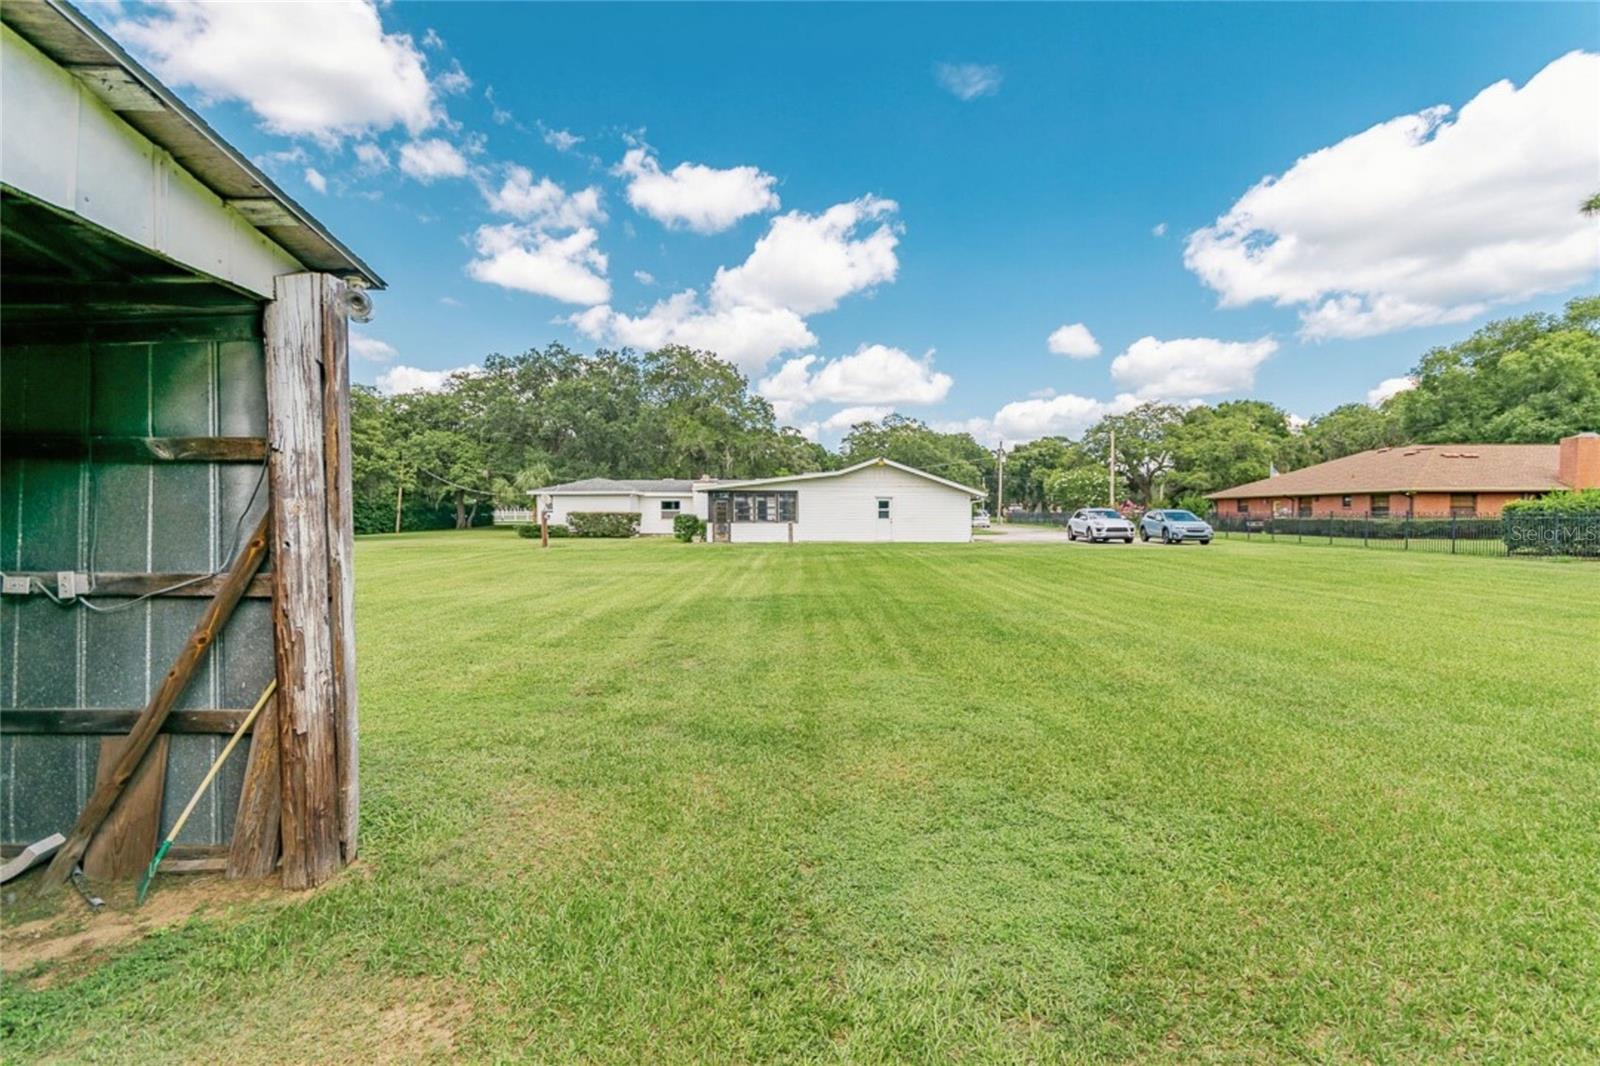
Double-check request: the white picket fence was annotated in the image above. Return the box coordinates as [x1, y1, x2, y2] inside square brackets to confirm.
[491, 509, 534, 525]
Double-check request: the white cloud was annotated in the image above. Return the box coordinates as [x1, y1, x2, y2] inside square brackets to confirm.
[484, 86, 513, 125]
[633, 270, 657, 286]
[375, 364, 480, 394]
[435, 60, 471, 95]
[113, 1, 434, 143]
[439, 296, 463, 307]
[568, 291, 814, 373]
[303, 167, 327, 194]
[567, 193, 905, 376]
[988, 393, 1140, 443]
[1366, 376, 1417, 407]
[544, 127, 583, 152]
[616, 147, 780, 234]
[421, 28, 444, 50]
[935, 62, 1002, 101]
[350, 330, 396, 363]
[1047, 322, 1101, 359]
[1152, 222, 1168, 237]
[467, 224, 610, 305]
[932, 416, 1002, 445]
[259, 146, 308, 168]
[481, 165, 603, 228]
[1109, 335, 1278, 400]
[711, 196, 899, 315]
[398, 138, 469, 182]
[821, 406, 893, 432]
[1186, 51, 1600, 340]
[353, 142, 389, 173]
[758, 345, 952, 412]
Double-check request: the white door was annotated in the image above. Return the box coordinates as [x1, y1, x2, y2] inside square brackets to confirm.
[875, 497, 892, 541]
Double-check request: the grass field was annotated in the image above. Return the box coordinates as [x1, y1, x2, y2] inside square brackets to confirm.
[5, 531, 1598, 1062]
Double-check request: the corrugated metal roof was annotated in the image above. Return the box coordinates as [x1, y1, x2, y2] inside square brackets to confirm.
[1208, 444, 1567, 499]
[0, 0, 384, 288]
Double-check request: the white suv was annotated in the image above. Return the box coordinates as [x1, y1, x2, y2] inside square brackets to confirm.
[1067, 508, 1135, 543]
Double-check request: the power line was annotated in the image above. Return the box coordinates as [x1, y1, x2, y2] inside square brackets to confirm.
[416, 467, 496, 496]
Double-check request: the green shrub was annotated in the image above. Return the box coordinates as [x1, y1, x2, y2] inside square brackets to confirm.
[516, 523, 570, 539]
[673, 513, 706, 542]
[1503, 490, 1600, 556]
[567, 511, 639, 538]
[1502, 488, 1600, 515]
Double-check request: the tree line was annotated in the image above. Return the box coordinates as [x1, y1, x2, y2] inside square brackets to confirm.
[352, 295, 1598, 531]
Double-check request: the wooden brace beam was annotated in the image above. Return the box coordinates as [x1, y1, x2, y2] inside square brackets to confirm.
[39, 512, 272, 889]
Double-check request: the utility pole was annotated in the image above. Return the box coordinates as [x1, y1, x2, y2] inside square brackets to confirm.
[1108, 428, 1117, 507]
[995, 441, 1006, 521]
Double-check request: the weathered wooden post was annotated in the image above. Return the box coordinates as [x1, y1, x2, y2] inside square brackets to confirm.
[264, 272, 358, 888]
[321, 283, 360, 863]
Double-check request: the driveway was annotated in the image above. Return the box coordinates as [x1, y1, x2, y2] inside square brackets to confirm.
[976, 524, 1151, 545]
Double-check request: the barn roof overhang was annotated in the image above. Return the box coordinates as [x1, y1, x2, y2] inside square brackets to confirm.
[0, 0, 384, 290]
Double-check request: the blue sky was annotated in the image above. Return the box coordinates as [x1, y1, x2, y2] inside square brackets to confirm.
[97, 2, 1599, 443]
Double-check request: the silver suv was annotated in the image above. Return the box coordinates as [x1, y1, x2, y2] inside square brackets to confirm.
[1140, 509, 1213, 545]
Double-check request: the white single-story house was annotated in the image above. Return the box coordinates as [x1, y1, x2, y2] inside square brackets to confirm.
[524, 459, 986, 543]
[531, 478, 700, 535]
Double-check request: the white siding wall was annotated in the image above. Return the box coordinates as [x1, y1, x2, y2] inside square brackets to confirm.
[542, 492, 693, 534]
[1, 26, 301, 297]
[545, 493, 638, 527]
[712, 465, 975, 543]
[637, 495, 693, 535]
[730, 522, 793, 543]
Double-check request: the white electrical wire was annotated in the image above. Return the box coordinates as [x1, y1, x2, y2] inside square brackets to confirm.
[3, 462, 269, 614]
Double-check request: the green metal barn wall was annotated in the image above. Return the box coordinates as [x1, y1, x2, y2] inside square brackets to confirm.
[1, 316, 274, 848]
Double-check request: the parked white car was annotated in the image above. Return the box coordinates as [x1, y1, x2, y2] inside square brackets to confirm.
[972, 510, 992, 529]
[1067, 507, 1135, 543]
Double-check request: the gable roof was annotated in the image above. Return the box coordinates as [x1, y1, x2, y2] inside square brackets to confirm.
[1, 0, 383, 287]
[532, 478, 696, 495]
[704, 458, 986, 497]
[1207, 444, 1566, 499]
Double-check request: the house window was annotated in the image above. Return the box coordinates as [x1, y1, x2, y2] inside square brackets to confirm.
[1297, 498, 1312, 518]
[1371, 496, 1390, 518]
[1236, 499, 1249, 513]
[714, 491, 797, 523]
[660, 500, 681, 517]
[1341, 495, 1352, 508]
[877, 498, 891, 520]
[1450, 493, 1477, 517]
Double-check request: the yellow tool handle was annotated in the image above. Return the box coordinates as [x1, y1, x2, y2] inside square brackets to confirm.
[160, 679, 277, 848]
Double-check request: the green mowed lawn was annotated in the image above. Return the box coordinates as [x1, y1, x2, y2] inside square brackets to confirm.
[5, 531, 1598, 1062]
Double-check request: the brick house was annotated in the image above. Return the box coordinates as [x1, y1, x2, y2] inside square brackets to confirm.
[1207, 433, 1600, 519]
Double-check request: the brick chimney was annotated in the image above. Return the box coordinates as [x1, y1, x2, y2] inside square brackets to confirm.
[1558, 432, 1600, 489]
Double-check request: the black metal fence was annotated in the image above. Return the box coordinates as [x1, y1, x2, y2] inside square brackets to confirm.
[1211, 512, 1600, 558]
[1006, 511, 1073, 527]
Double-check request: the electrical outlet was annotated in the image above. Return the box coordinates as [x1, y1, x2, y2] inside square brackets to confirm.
[1, 575, 30, 596]
[56, 571, 78, 600]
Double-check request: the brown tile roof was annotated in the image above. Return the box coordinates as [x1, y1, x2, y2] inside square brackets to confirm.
[1206, 444, 1566, 499]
